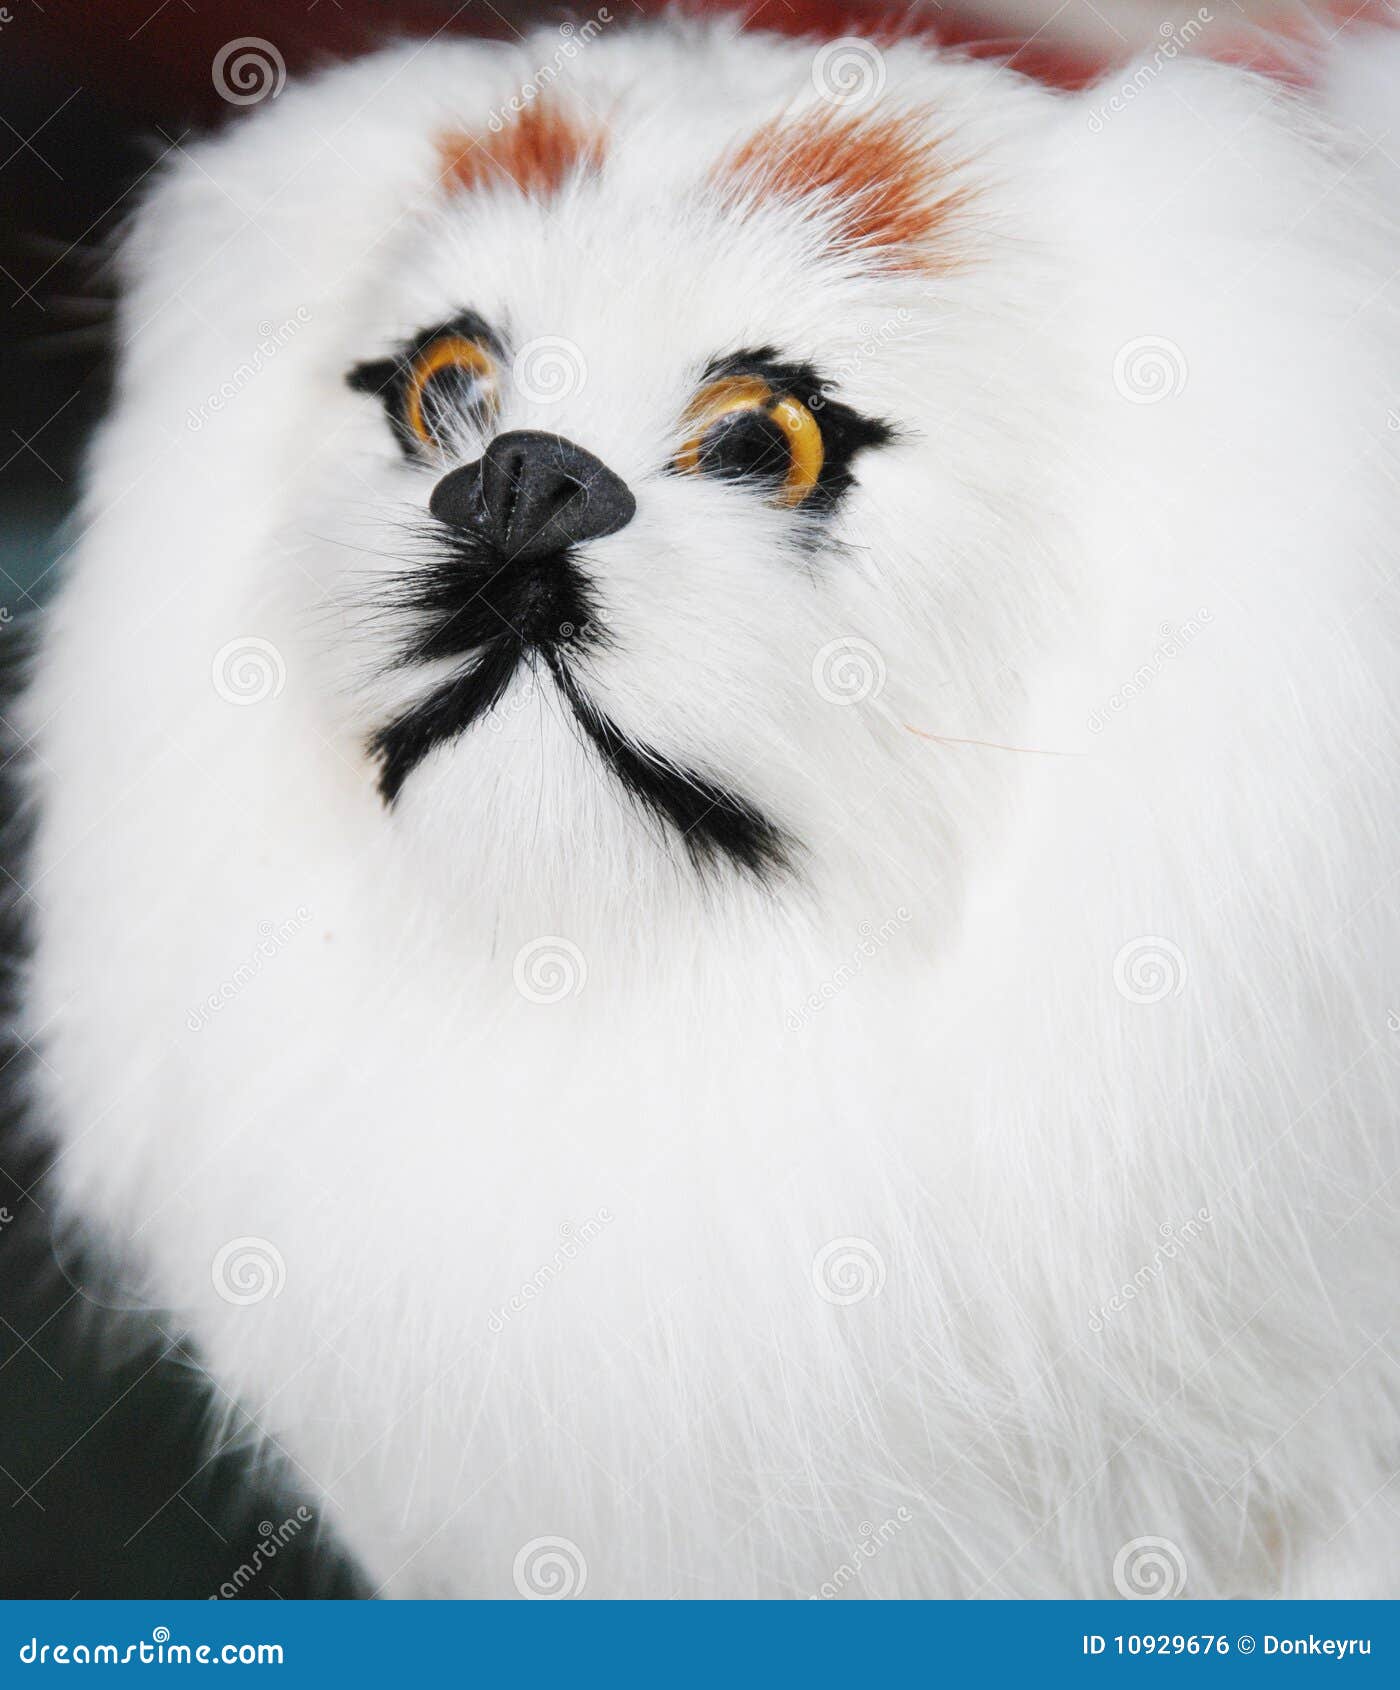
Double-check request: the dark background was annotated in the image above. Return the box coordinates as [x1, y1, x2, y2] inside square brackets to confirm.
[0, 0, 562, 1604]
[0, 0, 1098, 1599]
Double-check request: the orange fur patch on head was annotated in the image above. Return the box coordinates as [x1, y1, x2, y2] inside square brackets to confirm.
[716, 108, 968, 270]
[437, 101, 605, 199]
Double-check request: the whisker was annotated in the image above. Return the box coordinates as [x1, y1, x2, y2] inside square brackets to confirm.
[903, 722, 1080, 758]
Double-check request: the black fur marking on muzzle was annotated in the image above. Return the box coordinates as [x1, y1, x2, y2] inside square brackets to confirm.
[544, 653, 792, 882]
[369, 628, 792, 882]
[367, 527, 605, 804]
[370, 636, 523, 806]
[367, 530, 792, 878]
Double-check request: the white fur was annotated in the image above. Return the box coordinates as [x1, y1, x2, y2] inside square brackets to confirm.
[15, 18, 1400, 1597]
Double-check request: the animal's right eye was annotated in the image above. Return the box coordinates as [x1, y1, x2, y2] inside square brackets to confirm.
[401, 334, 500, 452]
[348, 315, 504, 458]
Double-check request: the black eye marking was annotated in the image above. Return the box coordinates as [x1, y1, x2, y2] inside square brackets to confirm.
[688, 345, 896, 509]
[347, 310, 506, 459]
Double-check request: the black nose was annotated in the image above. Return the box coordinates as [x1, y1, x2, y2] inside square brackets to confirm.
[429, 430, 635, 561]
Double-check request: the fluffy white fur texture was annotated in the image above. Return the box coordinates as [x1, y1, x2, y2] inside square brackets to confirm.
[15, 16, 1400, 1599]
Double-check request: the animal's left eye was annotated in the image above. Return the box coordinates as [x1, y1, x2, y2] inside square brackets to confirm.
[675, 375, 824, 508]
[402, 334, 499, 451]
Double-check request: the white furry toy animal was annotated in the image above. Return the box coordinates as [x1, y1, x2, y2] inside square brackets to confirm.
[14, 14, 1400, 1599]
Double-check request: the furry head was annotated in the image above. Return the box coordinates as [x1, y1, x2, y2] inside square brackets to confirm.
[271, 29, 1067, 943]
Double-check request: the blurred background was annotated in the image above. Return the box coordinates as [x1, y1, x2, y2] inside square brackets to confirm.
[0, 0, 1364, 1600]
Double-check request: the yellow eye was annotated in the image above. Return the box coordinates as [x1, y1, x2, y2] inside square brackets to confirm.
[675, 375, 824, 508]
[404, 334, 499, 451]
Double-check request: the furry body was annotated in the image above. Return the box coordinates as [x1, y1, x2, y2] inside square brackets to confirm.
[16, 20, 1400, 1597]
